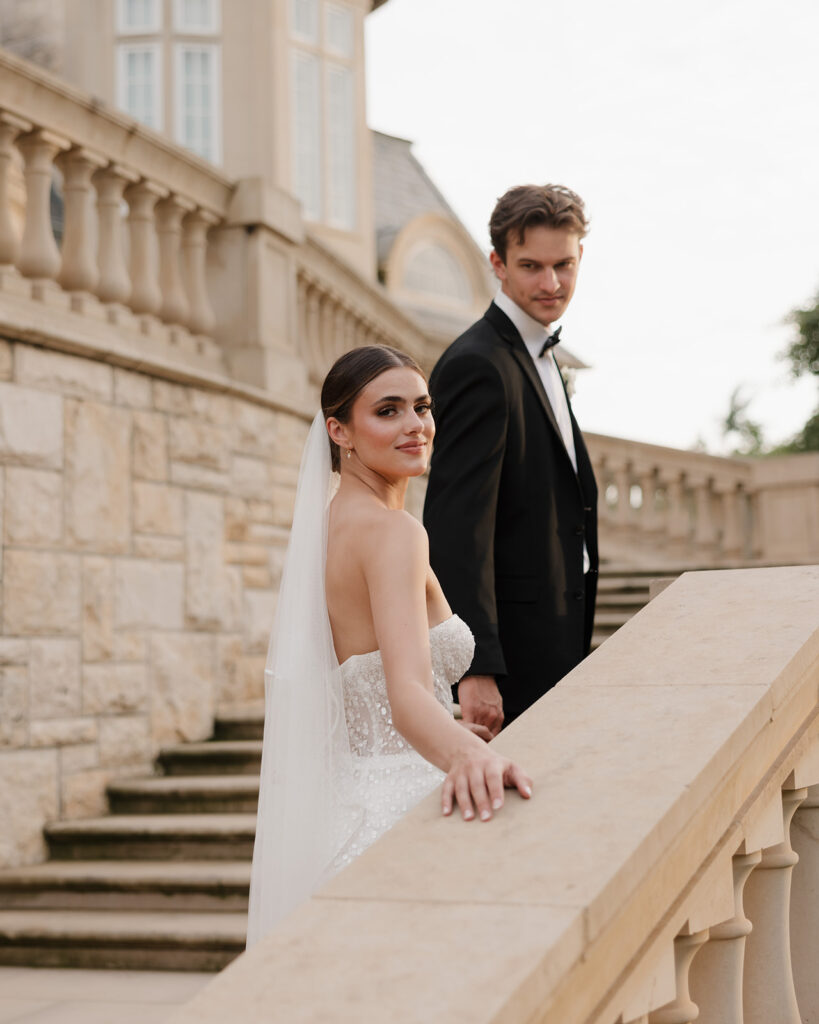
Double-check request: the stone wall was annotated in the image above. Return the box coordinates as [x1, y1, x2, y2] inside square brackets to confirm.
[0, 337, 309, 867]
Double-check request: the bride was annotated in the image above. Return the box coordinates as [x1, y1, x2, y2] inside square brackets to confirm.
[247, 345, 532, 945]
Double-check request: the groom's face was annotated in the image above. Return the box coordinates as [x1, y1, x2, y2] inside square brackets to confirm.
[490, 225, 583, 328]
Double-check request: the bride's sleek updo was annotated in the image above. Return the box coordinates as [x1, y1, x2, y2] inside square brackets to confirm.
[321, 345, 425, 472]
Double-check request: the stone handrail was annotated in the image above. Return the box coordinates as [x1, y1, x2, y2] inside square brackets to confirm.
[169, 565, 819, 1023]
[586, 432, 819, 567]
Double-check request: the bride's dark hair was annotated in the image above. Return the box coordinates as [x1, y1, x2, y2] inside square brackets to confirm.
[321, 345, 425, 471]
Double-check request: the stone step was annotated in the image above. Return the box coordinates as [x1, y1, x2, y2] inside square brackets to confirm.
[108, 775, 259, 815]
[0, 909, 246, 971]
[46, 814, 256, 862]
[592, 610, 636, 630]
[213, 703, 265, 742]
[595, 591, 651, 609]
[0, 860, 250, 912]
[158, 741, 262, 776]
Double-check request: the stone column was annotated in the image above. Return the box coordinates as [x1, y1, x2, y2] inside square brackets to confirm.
[743, 787, 807, 1024]
[638, 467, 660, 533]
[790, 783, 819, 1019]
[182, 208, 218, 335]
[692, 478, 716, 551]
[648, 928, 709, 1024]
[92, 163, 137, 307]
[156, 195, 194, 325]
[55, 147, 105, 298]
[688, 849, 761, 1024]
[125, 179, 164, 317]
[614, 462, 632, 529]
[718, 483, 745, 561]
[664, 473, 690, 544]
[16, 128, 68, 281]
[0, 113, 31, 268]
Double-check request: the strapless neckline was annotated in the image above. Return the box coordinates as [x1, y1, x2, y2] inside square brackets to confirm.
[337, 614, 460, 670]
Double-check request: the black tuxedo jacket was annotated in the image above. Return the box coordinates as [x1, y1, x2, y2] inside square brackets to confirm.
[423, 302, 599, 723]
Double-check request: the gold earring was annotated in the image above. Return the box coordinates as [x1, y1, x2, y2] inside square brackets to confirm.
[346, 448, 352, 460]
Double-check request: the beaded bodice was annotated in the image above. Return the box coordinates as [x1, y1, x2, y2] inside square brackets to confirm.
[340, 615, 475, 757]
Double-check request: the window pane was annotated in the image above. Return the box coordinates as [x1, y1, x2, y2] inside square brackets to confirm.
[292, 50, 322, 220]
[174, 0, 220, 33]
[326, 64, 356, 229]
[120, 0, 159, 31]
[176, 45, 220, 162]
[291, 0, 318, 42]
[325, 3, 353, 58]
[404, 245, 472, 303]
[120, 46, 159, 128]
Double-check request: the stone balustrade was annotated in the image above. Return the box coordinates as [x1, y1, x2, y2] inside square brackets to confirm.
[168, 566, 819, 1023]
[295, 236, 433, 385]
[586, 432, 819, 567]
[0, 48, 232, 376]
[0, 48, 434, 408]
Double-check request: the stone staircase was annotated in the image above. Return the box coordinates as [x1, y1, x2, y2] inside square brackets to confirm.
[0, 709, 263, 971]
[0, 568, 667, 971]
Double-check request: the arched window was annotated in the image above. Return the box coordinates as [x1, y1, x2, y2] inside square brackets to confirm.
[403, 244, 471, 304]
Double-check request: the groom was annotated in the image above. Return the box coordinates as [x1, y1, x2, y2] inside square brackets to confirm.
[424, 184, 598, 733]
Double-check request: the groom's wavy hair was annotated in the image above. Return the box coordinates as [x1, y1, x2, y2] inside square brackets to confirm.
[321, 345, 426, 472]
[489, 184, 589, 262]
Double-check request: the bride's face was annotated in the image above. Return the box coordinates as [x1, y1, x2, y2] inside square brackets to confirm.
[340, 366, 434, 478]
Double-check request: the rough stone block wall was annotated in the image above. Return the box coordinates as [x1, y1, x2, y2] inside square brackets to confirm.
[0, 338, 307, 867]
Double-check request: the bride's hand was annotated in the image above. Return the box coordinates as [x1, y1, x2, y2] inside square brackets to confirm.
[441, 747, 532, 821]
[458, 721, 493, 742]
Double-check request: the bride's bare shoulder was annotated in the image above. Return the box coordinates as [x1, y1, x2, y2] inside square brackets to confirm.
[341, 502, 427, 562]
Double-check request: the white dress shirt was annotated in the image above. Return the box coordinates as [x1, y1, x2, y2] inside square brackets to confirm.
[494, 287, 590, 574]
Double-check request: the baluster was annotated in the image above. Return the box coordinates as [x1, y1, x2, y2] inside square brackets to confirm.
[688, 850, 761, 1024]
[718, 483, 744, 561]
[692, 478, 716, 550]
[56, 147, 105, 301]
[664, 473, 689, 545]
[790, 783, 819, 1018]
[305, 283, 323, 384]
[156, 194, 193, 325]
[743, 787, 807, 1024]
[648, 929, 709, 1024]
[17, 128, 68, 282]
[125, 179, 164, 317]
[93, 163, 137, 308]
[182, 207, 217, 335]
[638, 467, 659, 533]
[614, 462, 632, 528]
[0, 113, 31, 271]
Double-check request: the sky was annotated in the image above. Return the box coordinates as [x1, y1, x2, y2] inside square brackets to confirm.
[365, 0, 819, 453]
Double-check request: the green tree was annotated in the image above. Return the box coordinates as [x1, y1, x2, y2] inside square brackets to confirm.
[777, 292, 819, 452]
[722, 387, 766, 456]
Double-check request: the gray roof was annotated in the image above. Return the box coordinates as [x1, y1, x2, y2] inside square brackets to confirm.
[372, 131, 479, 266]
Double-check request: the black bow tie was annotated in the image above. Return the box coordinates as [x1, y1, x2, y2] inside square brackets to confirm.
[538, 326, 562, 357]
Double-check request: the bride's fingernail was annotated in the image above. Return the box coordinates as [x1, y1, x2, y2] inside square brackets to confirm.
[480, 809, 490, 821]
[492, 798, 502, 810]
[523, 785, 532, 797]
[464, 810, 474, 820]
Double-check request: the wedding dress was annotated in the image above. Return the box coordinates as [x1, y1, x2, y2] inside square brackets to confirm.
[246, 413, 474, 947]
[331, 613, 474, 871]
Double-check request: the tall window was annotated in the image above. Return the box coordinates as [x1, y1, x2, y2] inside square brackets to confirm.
[290, 1, 357, 230]
[174, 44, 221, 163]
[173, 0, 221, 34]
[117, 0, 161, 34]
[116, 43, 162, 129]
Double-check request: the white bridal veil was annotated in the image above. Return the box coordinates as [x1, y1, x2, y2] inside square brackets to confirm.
[246, 412, 360, 946]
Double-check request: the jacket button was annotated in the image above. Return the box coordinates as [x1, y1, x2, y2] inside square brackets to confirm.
[574, 524, 584, 535]
[574, 589, 584, 601]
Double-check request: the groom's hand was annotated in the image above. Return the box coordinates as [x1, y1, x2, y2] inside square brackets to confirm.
[458, 675, 504, 738]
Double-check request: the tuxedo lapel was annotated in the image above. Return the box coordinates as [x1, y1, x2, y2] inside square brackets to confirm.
[484, 303, 578, 475]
